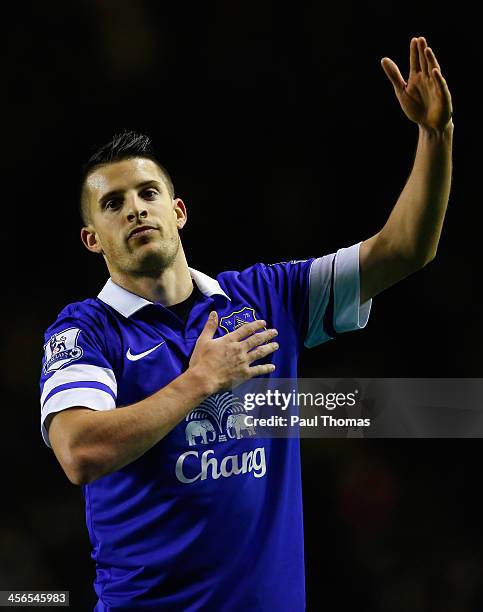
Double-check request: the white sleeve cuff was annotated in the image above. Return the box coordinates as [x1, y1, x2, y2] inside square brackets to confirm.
[334, 242, 372, 332]
[305, 242, 372, 348]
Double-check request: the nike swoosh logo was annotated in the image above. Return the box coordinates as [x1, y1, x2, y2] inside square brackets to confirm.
[126, 342, 165, 361]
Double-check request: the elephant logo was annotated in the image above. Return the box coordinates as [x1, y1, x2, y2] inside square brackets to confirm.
[185, 419, 217, 446]
[184, 392, 258, 446]
[226, 413, 256, 439]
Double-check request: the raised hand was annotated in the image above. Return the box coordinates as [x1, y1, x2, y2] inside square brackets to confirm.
[381, 36, 453, 133]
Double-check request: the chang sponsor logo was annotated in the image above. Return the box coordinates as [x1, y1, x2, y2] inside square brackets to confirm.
[175, 446, 267, 483]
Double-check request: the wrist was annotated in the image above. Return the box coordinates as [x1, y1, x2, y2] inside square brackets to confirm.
[183, 365, 217, 399]
[418, 118, 454, 141]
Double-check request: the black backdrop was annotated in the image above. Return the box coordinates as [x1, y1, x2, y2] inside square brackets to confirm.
[3, 1, 481, 610]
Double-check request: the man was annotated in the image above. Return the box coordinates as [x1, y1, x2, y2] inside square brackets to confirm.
[40, 36, 452, 611]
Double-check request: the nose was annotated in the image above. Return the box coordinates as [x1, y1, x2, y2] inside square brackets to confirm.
[126, 195, 148, 222]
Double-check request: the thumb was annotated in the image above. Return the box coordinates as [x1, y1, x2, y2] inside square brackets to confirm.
[199, 311, 218, 340]
[381, 57, 406, 92]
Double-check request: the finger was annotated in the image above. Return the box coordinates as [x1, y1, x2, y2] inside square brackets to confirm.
[424, 46, 441, 73]
[247, 341, 279, 364]
[418, 37, 429, 75]
[381, 57, 406, 92]
[230, 319, 266, 341]
[410, 37, 421, 73]
[243, 328, 278, 351]
[432, 68, 453, 107]
[248, 363, 277, 377]
[198, 311, 219, 341]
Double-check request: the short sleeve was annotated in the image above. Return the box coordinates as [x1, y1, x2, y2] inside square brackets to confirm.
[258, 257, 316, 349]
[305, 241, 372, 348]
[40, 308, 117, 448]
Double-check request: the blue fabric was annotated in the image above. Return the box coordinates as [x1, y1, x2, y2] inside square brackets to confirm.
[39, 250, 369, 611]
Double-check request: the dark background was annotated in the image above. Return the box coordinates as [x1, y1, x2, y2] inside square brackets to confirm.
[3, 1, 481, 610]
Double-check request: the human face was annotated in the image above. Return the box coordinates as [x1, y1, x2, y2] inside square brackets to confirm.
[81, 158, 186, 277]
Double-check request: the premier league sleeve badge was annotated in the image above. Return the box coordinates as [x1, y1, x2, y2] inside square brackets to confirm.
[43, 327, 84, 374]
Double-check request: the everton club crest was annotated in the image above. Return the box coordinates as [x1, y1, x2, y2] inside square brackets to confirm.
[219, 307, 263, 334]
[43, 327, 83, 374]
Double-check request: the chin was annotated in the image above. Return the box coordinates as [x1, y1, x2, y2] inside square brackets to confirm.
[132, 244, 178, 276]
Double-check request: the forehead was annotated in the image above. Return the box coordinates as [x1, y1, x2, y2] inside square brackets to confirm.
[85, 158, 165, 200]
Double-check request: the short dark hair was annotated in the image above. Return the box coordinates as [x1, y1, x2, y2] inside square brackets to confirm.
[79, 130, 175, 224]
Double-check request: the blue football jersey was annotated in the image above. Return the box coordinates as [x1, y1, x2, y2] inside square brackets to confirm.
[40, 242, 371, 611]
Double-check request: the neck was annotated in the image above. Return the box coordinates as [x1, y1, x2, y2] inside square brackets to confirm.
[109, 247, 194, 306]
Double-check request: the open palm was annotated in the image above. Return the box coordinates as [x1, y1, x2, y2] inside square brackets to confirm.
[381, 37, 453, 132]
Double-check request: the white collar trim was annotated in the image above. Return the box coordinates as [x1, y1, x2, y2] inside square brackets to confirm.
[97, 267, 230, 318]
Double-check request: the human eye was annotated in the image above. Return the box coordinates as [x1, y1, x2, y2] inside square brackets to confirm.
[141, 188, 159, 200]
[104, 198, 122, 211]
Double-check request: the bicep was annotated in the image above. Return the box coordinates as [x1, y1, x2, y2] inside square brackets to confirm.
[360, 233, 416, 304]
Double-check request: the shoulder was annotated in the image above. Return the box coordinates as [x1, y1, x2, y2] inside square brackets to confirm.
[44, 297, 114, 341]
[216, 258, 317, 288]
[41, 298, 120, 376]
[216, 262, 265, 282]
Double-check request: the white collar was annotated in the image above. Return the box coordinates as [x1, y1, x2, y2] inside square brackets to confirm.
[97, 267, 231, 318]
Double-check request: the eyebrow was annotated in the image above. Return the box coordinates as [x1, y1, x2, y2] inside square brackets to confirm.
[98, 180, 162, 207]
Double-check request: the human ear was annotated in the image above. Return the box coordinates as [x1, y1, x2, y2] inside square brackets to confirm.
[80, 226, 103, 254]
[174, 198, 187, 229]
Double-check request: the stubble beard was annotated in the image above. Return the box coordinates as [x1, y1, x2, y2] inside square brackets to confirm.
[126, 233, 181, 278]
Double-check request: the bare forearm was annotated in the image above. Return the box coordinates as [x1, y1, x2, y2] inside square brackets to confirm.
[360, 121, 454, 303]
[67, 367, 211, 483]
[380, 120, 454, 264]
